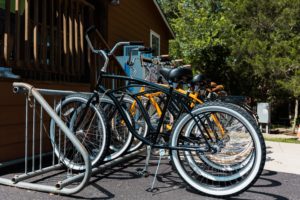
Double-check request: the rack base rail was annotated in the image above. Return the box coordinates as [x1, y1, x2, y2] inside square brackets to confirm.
[0, 82, 144, 195]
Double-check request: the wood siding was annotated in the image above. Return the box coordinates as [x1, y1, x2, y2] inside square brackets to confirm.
[0, 0, 172, 163]
[0, 78, 90, 162]
[0, 0, 95, 83]
[107, 0, 172, 54]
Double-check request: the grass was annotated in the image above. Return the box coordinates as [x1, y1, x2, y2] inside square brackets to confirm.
[264, 137, 300, 144]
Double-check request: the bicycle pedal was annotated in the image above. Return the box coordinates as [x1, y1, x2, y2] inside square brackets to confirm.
[146, 187, 159, 193]
[135, 168, 149, 177]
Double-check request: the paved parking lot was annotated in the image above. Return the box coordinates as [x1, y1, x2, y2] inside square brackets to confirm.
[1, 142, 300, 200]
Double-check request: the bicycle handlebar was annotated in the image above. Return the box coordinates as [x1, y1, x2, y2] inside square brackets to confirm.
[84, 26, 97, 53]
[138, 47, 153, 53]
[126, 46, 152, 67]
[141, 57, 153, 63]
[85, 25, 96, 35]
[129, 41, 144, 46]
[85, 26, 145, 72]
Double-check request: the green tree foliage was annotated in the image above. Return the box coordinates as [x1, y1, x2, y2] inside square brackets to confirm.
[277, 69, 300, 131]
[278, 70, 300, 98]
[159, 0, 236, 92]
[226, 0, 300, 128]
[225, 0, 300, 100]
[158, 0, 300, 126]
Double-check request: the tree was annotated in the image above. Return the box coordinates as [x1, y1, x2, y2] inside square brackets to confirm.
[225, 0, 300, 128]
[278, 69, 300, 132]
[158, 0, 300, 129]
[159, 0, 235, 89]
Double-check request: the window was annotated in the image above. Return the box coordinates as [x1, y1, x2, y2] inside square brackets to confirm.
[150, 30, 160, 56]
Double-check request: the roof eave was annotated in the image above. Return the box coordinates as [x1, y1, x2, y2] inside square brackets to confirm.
[152, 0, 175, 38]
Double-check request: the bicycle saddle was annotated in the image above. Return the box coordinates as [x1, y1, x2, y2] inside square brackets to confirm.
[159, 67, 193, 83]
[191, 74, 207, 86]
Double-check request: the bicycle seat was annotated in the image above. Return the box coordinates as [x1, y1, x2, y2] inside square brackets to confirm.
[159, 68, 172, 80]
[159, 67, 193, 83]
[191, 74, 207, 86]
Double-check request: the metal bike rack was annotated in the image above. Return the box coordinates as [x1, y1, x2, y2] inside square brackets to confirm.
[0, 82, 144, 195]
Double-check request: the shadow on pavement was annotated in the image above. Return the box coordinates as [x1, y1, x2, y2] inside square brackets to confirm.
[184, 170, 288, 200]
[1, 155, 293, 200]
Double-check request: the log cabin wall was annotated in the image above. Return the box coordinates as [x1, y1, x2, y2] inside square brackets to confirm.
[0, 0, 111, 162]
[0, 78, 90, 162]
[0, 0, 96, 83]
[106, 0, 173, 55]
[0, 0, 172, 162]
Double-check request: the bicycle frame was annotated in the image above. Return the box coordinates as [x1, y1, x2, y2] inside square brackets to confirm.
[133, 53, 226, 136]
[83, 30, 218, 153]
[96, 73, 214, 152]
[128, 84, 226, 137]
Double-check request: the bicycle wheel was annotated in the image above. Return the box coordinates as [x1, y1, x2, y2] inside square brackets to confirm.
[183, 113, 255, 182]
[216, 96, 259, 124]
[170, 102, 266, 197]
[49, 94, 109, 171]
[99, 95, 134, 161]
[185, 111, 255, 172]
[124, 96, 149, 152]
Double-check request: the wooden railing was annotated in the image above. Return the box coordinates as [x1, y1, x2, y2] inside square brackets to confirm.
[0, 0, 95, 83]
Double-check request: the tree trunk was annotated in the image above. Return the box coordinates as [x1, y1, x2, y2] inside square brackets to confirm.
[288, 100, 292, 122]
[292, 98, 299, 133]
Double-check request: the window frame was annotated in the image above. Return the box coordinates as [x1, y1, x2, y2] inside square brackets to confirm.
[150, 29, 160, 56]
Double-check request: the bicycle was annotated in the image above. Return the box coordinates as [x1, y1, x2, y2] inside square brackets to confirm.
[50, 27, 266, 197]
[126, 53, 258, 173]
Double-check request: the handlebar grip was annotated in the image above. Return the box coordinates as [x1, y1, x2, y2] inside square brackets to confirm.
[210, 82, 217, 88]
[160, 54, 169, 58]
[159, 55, 171, 62]
[141, 57, 153, 63]
[129, 41, 144, 46]
[174, 59, 183, 62]
[212, 85, 224, 92]
[138, 47, 153, 53]
[182, 64, 191, 68]
[85, 26, 96, 35]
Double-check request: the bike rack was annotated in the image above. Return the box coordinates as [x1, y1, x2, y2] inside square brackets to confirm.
[0, 82, 144, 195]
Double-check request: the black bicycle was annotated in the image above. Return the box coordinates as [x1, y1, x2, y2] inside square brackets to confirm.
[49, 27, 266, 198]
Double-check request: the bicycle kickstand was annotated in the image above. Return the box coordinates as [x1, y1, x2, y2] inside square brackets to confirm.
[136, 145, 151, 177]
[146, 148, 165, 193]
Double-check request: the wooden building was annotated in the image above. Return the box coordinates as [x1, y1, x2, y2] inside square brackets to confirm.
[0, 0, 174, 162]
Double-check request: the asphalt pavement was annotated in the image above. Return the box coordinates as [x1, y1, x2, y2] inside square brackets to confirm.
[0, 141, 300, 200]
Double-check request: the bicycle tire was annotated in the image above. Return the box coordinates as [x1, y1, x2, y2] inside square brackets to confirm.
[169, 101, 266, 197]
[184, 109, 255, 172]
[99, 95, 134, 161]
[49, 93, 110, 171]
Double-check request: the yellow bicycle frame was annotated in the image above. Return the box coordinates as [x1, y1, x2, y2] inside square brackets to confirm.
[129, 85, 225, 136]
